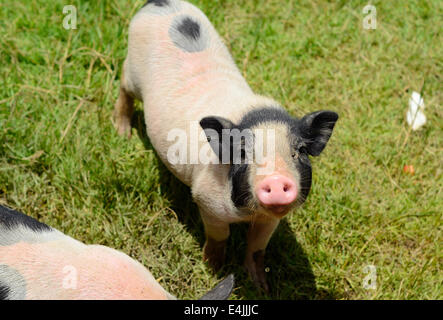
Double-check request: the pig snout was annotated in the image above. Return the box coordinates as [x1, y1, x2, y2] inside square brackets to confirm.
[255, 175, 297, 214]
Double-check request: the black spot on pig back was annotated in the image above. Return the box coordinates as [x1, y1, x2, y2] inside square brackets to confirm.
[0, 283, 10, 300]
[0, 204, 51, 232]
[143, 0, 169, 7]
[0, 265, 27, 299]
[178, 17, 200, 40]
[169, 15, 209, 52]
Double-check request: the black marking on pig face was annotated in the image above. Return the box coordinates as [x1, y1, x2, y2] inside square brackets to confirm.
[229, 163, 251, 208]
[290, 110, 339, 204]
[0, 283, 10, 300]
[200, 116, 253, 209]
[0, 205, 51, 233]
[143, 0, 169, 7]
[169, 15, 209, 53]
[237, 107, 295, 130]
[290, 137, 312, 205]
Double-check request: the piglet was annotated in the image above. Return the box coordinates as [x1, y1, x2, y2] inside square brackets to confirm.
[114, 0, 338, 291]
[0, 204, 234, 300]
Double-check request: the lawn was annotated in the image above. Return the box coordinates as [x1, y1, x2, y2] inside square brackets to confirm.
[0, 0, 441, 299]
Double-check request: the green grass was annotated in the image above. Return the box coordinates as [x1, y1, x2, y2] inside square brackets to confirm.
[0, 0, 441, 299]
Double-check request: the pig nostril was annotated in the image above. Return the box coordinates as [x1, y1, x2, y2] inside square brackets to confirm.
[265, 187, 271, 193]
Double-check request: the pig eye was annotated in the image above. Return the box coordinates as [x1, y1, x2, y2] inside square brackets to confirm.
[299, 146, 308, 154]
[292, 146, 308, 160]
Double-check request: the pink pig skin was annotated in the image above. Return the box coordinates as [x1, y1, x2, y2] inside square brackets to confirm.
[0, 238, 171, 300]
[1, 204, 234, 300]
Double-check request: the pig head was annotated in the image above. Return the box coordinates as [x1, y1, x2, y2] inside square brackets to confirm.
[199, 107, 338, 290]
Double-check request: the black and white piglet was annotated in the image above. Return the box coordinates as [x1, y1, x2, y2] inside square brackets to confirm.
[114, 0, 338, 290]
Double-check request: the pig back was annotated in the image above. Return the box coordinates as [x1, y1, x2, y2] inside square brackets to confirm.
[126, 0, 254, 185]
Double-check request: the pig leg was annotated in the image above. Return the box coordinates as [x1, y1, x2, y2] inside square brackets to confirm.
[244, 217, 280, 292]
[201, 213, 230, 271]
[113, 68, 134, 138]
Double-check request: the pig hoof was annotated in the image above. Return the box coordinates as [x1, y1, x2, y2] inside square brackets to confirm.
[113, 115, 132, 138]
[244, 250, 270, 293]
[203, 238, 227, 271]
[117, 122, 132, 138]
[245, 264, 270, 293]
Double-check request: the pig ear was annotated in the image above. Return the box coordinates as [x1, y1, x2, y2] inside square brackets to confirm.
[299, 110, 339, 156]
[200, 274, 235, 300]
[200, 116, 235, 162]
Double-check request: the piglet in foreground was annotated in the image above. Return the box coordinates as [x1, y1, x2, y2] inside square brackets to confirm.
[0, 205, 234, 300]
[114, 0, 338, 291]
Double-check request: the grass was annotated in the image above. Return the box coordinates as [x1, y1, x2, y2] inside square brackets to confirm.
[0, 0, 441, 299]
